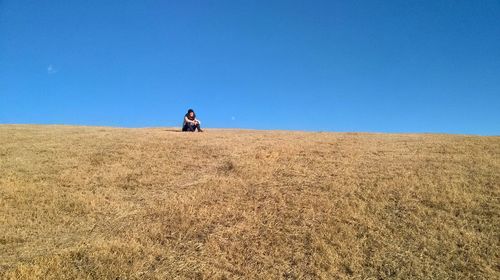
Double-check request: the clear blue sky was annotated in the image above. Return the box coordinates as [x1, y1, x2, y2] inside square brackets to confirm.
[1, 1, 499, 135]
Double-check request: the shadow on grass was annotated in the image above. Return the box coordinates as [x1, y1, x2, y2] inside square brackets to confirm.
[164, 129, 183, 133]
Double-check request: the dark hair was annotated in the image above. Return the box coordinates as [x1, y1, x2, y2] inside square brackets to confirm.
[186, 109, 196, 119]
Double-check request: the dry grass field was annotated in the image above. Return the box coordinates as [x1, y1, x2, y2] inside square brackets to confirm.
[0, 125, 498, 279]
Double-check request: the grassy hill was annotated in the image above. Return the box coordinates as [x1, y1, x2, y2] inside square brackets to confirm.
[0, 125, 498, 279]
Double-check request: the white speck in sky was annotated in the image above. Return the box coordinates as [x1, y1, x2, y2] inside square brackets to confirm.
[47, 65, 57, 74]
[231, 116, 236, 121]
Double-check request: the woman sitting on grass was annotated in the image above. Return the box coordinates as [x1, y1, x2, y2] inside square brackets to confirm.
[182, 109, 203, 132]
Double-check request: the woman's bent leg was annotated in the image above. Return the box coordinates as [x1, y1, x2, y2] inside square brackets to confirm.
[195, 124, 203, 132]
[183, 124, 196, 132]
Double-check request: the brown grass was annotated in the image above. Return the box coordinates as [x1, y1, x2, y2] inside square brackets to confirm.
[0, 125, 499, 279]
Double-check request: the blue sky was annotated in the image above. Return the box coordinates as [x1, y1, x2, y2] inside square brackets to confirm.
[1, 1, 499, 135]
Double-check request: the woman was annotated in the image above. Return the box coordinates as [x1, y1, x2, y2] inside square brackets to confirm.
[182, 109, 203, 132]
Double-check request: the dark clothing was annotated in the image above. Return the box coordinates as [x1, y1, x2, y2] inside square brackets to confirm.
[182, 122, 202, 132]
[182, 109, 202, 132]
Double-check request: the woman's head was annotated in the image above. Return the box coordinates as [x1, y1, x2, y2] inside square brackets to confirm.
[187, 109, 195, 118]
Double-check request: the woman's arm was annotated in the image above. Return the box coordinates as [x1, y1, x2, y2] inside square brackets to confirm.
[185, 116, 197, 124]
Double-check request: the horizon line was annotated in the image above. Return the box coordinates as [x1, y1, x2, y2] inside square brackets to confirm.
[1, 123, 497, 137]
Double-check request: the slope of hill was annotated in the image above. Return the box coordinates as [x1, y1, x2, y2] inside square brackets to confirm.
[0, 125, 498, 279]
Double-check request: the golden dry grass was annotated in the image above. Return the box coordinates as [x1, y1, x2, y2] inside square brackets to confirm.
[0, 125, 499, 279]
